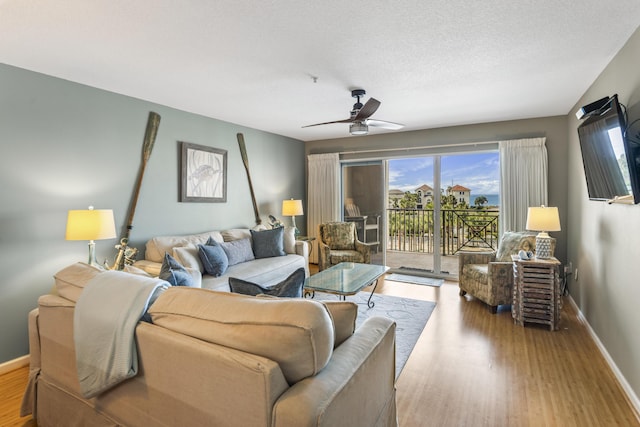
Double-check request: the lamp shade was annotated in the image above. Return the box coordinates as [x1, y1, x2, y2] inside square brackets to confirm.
[282, 199, 304, 217]
[526, 206, 561, 232]
[66, 209, 116, 241]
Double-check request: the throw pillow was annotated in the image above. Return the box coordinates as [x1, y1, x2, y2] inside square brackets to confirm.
[198, 240, 229, 277]
[229, 267, 305, 298]
[220, 238, 255, 266]
[159, 253, 196, 287]
[250, 227, 286, 259]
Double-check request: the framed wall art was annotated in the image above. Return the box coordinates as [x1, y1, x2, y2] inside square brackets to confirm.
[180, 141, 227, 203]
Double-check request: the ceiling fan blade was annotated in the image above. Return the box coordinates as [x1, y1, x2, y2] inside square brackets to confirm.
[302, 118, 354, 128]
[354, 98, 381, 120]
[366, 119, 404, 130]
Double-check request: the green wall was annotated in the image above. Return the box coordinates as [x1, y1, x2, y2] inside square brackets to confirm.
[566, 26, 640, 404]
[0, 64, 305, 363]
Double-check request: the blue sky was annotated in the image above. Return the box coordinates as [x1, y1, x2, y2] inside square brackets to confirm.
[388, 152, 500, 195]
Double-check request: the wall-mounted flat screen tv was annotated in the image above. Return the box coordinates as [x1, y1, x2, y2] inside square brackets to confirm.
[577, 94, 640, 204]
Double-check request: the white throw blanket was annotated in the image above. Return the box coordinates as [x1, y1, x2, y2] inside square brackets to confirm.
[74, 270, 169, 398]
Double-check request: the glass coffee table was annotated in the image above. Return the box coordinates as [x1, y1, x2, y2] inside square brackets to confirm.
[304, 262, 389, 308]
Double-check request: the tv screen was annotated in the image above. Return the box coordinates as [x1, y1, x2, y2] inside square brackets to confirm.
[577, 95, 640, 203]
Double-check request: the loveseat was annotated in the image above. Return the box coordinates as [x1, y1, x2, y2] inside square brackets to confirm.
[132, 226, 309, 291]
[21, 263, 398, 426]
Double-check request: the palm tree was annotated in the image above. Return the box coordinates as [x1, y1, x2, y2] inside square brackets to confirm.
[474, 195, 488, 207]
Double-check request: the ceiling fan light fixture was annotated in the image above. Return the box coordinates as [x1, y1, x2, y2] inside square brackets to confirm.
[350, 121, 368, 135]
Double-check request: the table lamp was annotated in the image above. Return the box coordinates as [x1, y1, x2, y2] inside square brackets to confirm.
[66, 206, 117, 268]
[525, 205, 560, 259]
[282, 199, 303, 236]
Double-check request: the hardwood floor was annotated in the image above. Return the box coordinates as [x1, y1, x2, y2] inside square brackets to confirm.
[377, 278, 640, 427]
[2, 272, 639, 426]
[0, 366, 35, 427]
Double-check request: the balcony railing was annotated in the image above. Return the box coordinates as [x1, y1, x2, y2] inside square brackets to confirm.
[387, 208, 500, 255]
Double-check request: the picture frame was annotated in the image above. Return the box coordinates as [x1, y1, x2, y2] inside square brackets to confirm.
[180, 141, 227, 203]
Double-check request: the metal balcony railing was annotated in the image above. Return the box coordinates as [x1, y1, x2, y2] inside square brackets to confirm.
[387, 208, 500, 255]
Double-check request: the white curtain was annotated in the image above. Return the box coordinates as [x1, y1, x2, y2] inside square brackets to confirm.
[499, 137, 548, 235]
[307, 153, 341, 263]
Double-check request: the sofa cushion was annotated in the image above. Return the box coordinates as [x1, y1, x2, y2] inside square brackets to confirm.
[201, 254, 308, 292]
[148, 287, 334, 384]
[221, 228, 252, 242]
[251, 227, 286, 259]
[197, 242, 228, 277]
[321, 222, 355, 250]
[229, 268, 305, 298]
[220, 238, 255, 266]
[54, 262, 103, 303]
[322, 301, 357, 347]
[159, 253, 196, 287]
[145, 231, 224, 263]
[172, 246, 202, 272]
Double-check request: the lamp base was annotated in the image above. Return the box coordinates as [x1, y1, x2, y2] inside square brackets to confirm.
[535, 232, 553, 259]
[87, 240, 105, 269]
[291, 216, 300, 237]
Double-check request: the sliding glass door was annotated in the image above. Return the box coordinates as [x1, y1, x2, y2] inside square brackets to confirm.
[387, 151, 500, 277]
[341, 161, 385, 266]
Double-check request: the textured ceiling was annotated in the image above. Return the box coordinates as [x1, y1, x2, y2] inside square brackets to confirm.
[1, 0, 639, 141]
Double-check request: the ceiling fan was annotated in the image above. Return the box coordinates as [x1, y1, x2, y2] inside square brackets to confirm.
[303, 89, 404, 136]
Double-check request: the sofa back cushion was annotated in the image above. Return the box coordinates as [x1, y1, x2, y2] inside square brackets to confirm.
[148, 287, 334, 384]
[145, 231, 224, 263]
[54, 262, 103, 302]
[320, 222, 355, 250]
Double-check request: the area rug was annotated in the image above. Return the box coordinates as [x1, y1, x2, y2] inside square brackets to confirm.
[386, 273, 444, 287]
[312, 292, 435, 379]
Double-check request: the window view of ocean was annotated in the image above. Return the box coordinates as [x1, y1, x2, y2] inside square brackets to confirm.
[473, 194, 500, 206]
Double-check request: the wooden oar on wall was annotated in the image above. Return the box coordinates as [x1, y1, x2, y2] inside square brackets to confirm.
[237, 133, 262, 226]
[108, 111, 161, 270]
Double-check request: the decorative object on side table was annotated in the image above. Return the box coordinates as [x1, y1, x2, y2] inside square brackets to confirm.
[268, 214, 284, 229]
[65, 206, 116, 268]
[282, 198, 303, 236]
[525, 205, 560, 259]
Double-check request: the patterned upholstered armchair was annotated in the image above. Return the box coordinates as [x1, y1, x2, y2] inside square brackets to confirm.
[318, 222, 371, 271]
[458, 231, 551, 313]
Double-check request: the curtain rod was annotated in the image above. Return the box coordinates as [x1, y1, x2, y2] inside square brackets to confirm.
[338, 140, 498, 155]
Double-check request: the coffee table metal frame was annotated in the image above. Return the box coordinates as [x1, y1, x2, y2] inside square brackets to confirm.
[304, 262, 389, 308]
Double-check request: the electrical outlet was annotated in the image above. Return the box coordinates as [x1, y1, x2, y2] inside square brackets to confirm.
[574, 268, 579, 281]
[564, 262, 573, 274]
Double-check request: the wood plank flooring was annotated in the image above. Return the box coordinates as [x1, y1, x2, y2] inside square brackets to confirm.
[1, 272, 638, 426]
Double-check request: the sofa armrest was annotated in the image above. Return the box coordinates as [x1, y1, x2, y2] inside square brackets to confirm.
[488, 261, 515, 286]
[354, 239, 371, 264]
[272, 316, 397, 427]
[318, 240, 331, 271]
[294, 240, 310, 276]
[458, 251, 495, 277]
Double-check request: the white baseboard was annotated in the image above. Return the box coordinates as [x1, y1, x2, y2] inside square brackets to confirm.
[0, 354, 30, 376]
[568, 296, 640, 421]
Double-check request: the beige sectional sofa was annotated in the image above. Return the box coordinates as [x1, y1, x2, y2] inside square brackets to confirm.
[133, 227, 309, 291]
[21, 263, 398, 427]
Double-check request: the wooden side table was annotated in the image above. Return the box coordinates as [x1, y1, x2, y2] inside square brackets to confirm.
[511, 255, 562, 331]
